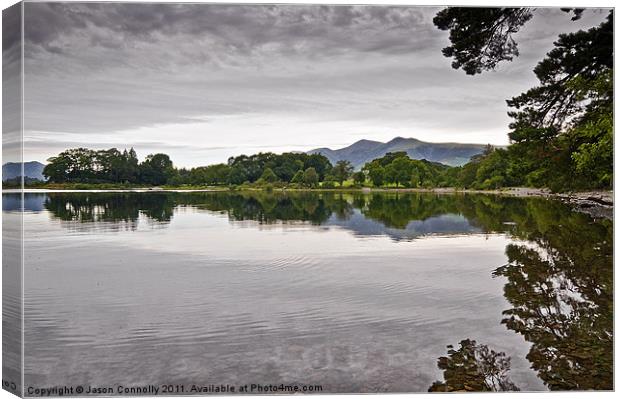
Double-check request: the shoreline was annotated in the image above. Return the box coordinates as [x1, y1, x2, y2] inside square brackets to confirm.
[4, 186, 613, 220]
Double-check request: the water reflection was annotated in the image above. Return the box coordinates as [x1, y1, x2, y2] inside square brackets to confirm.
[4, 191, 613, 391]
[6, 191, 549, 238]
[429, 339, 519, 392]
[492, 204, 613, 390]
[44, 192, 175, 224]
[426, 199, 613, 391]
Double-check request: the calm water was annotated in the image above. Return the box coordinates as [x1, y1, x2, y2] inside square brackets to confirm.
[3, 191, 613, 393]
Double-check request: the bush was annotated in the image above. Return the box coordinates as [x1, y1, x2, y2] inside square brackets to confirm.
[481, 175, 505, 190]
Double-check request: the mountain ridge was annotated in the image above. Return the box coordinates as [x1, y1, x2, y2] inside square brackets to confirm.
[308, 137, 491, 169]
[2, 161, 46, 181]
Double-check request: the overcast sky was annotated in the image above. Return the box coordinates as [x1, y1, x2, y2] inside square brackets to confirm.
[19, 2, 609, 167]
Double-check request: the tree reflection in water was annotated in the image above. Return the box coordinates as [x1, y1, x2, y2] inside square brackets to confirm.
[29, 191, 612, 389]
[492, 209, 613, 390]
[429, 339, 519, 392]
[43, 192, 175, 224]
[430, 203, 612, 391]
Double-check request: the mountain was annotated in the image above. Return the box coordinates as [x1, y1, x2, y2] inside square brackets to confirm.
[2, 161, 46, 181]
[308, 137, 490, 169]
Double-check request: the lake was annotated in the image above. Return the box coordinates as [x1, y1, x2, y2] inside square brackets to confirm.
[2, 191, 613, 393]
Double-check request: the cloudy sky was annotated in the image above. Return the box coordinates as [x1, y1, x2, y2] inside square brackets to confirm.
[18, 2, 609, 167]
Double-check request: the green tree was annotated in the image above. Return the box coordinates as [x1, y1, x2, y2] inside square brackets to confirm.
[44, 147, 143, 184]
[290, 170, 304, 185]
[383, 164, 397, 185]
[361, 152, 456, 189]
[43, 153, 72, 183]
[43, 148, 97, 183]
[434, 8, 585, 75]
[227, 167, 247, 185]
[302, 167, 319, 188]
[304, 153, 332, 181]
[391, 156, 413, 187]
[190, 164, 231, 185]
[322, 173, 337, 189]
[139, 153, 175, 185]
[435, 8, 612, 191]
[410, 170, 420, 188]
[433, 8, 533, 75]
[509, 14, 612, 190]
[352, 171, 366, 186]
[571, 108, 612, 186]
[365, 165, 385, 187]
[226, 152, 332, 184]
[475, 148, 509, 189]
[259, 167, 278, 183]
[332, 160, 354, 186]
[126, 148, 139, 182]
[118, 148, 139, 183]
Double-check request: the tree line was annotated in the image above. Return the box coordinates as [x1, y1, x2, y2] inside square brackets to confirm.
[40, 142, 611, 191]
[43, 148, 176, 185]
[42, 147, 357, 188]
[172, 152, 352, 188]
[40, 145, 450, 188]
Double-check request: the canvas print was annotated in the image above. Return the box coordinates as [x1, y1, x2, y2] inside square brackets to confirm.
[2, 1, 614, 396]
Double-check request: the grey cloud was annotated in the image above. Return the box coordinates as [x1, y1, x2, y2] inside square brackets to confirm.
[2, 2, 21, 52]
[24, 3, 438, 59]
[2, 2, 22, 68]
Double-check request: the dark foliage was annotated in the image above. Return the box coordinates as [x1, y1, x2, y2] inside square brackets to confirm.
[362, 152, 457, 188]
[435, 7, 613, 191]
[433, 8, 533, 75]
[42, 148, 333, 187]
[429, 339, 519, 392]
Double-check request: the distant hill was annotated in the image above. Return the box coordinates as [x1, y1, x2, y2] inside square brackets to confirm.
[308, 137, 490, 169]
[2, 161, 45, 181]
